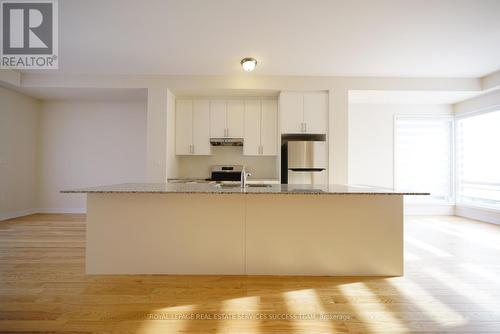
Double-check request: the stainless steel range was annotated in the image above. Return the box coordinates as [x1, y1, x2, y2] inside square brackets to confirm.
[210, 165, 244, 182]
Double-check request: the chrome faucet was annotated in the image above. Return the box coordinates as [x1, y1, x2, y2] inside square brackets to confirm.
[241, 168, 251, 188]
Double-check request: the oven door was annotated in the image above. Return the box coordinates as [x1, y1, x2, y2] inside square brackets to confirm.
[287, 169, 327, 185]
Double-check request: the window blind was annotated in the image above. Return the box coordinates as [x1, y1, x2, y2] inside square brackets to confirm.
[395, 117, 453, 203]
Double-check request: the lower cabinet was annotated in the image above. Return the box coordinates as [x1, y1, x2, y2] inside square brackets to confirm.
[244, 100, 278, 156]
[175, 99, 211, 155]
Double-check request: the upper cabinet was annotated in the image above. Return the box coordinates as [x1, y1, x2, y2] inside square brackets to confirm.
[209, 100, 226, 138]
[227, 100, 245, 138]
[244, 99, 278, 156]
[209, 100, 244, 138]
[279, 91, 328, 134]
[176, 97, 278, 156]
[175, 99, 211, 155]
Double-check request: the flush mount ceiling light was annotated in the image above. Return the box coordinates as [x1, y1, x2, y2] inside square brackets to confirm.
[241, 57, 257, 72]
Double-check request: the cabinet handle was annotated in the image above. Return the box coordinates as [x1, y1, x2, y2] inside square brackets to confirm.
[190, 144, 194, 154]
[301, 123, 304, 132]
[304, 123, 307, 132]
[260, 145, 263, 155]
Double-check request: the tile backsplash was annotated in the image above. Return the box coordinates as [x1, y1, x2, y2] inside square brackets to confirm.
[176, 146, 278, 179]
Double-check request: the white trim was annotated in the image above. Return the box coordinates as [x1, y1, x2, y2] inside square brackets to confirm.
[456, 205, 500, 225]
[37, 208, 86, 214]
[455, 104, 500, 119]
[0, 208, 87, 221]
[0, 209, 39, 221]
[404, 204, 455, 216]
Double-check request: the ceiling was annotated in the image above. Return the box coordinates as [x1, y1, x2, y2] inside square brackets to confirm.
[36, 0, 500, 77]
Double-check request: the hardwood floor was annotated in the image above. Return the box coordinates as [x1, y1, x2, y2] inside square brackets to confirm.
[1, 214, 499, 333]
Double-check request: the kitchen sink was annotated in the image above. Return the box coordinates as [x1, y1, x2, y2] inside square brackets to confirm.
[215, 183, 240, 188]
[215, 183, 273, 188]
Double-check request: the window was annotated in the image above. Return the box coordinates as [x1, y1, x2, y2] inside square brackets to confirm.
[456, 110, 500, 209]
[395, 117, 453, 203]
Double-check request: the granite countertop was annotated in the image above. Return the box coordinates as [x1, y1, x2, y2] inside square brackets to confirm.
[61, 183, 429, 195]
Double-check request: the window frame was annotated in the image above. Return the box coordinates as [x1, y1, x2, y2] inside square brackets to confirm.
[393, 114, 455, 204]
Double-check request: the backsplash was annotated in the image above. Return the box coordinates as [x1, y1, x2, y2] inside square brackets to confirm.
[176, 146, 279, 179]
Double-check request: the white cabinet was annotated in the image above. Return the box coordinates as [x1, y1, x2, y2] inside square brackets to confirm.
[210, 100, 244, 138]
[303, 92, 328, 134]
[280, 91, 328, 134]
[243, 100, 261, 156]
[192, 100, 211, 155]
[261, 100, 278, 155]
[280, 92, 303, 133]
[244, 100, 278, 156]
[175, 99, 211, 155]
[209, 100, 226, 138]
[227, 100, 245, 137]
[175, 100, 193, 155]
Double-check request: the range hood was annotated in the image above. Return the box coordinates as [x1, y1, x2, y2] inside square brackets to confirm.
[210, 138, 244, 146]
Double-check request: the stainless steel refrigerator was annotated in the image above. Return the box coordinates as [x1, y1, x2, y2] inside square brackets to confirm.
[287, 141, 327, 184]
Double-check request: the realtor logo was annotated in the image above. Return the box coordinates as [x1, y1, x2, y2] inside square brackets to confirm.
[1, 0, 58, 69]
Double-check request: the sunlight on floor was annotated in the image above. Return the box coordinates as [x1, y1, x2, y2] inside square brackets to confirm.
[218, 296, 260, 332]
[425, 219, 500, 250]
[282, 288, 333, 332]
[404, 250, 421, 261]
[338, 282, 408, 332]
[461, 263, 499, 283]
[387, 278, 468, 327]
[137, 304, 197, 334]
[424, 266, 500, 315]
[406, 235, 451, 257]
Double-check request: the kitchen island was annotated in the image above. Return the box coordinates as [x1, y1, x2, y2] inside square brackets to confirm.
[62, 183, 427, 276]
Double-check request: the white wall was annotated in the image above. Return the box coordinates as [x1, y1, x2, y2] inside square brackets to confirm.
[38, 101, 147, 211]
[146, 87, 168, 182]
[175, 146, 278, 179]
[0, 86, 40, 220]
[348, 104, 453, 188]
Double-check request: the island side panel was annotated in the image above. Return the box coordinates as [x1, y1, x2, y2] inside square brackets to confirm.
[86, 193, 246, 274]
[245, 194, 404, 276]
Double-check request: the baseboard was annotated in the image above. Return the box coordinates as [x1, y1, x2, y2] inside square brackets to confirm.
[455, 205, 500, 225]
[37, 208, 87, 214]
[0, 208, 39, 221]
[404, 203, 455, 215]
[0, 208, 87, 221]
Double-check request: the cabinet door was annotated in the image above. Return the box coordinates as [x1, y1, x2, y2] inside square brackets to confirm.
[261, 100, 278, 156]
[192, 100, 211, 155]
[280, 92, 303, 133]
[243, 100, 261, 156]
[175, 100, 193, 155]
[210, 100, 226, 138]
[303, 92, 328, 134]
[226, 100, 245, 137]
